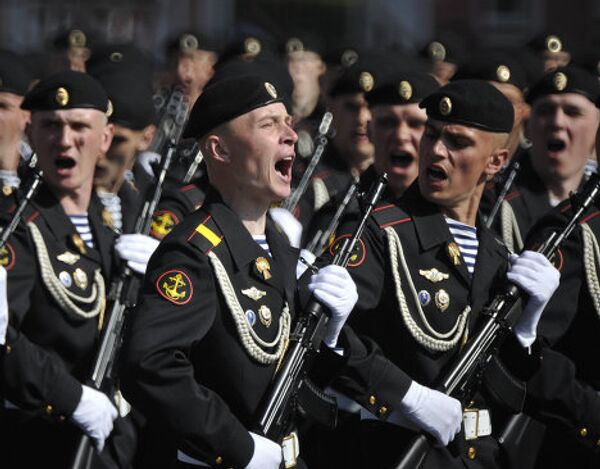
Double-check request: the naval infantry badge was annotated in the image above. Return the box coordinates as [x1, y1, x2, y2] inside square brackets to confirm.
[156, 270, 193, 305]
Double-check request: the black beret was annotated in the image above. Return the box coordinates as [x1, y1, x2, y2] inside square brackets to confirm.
[282, 31, 324, 57]
[21, 70, 110, 114]
[526, 65, 600, 105]
[166, 31, 221, 55]
[420, 79, 514, 133]
[87, 43, 154, 76]
[453, 52, 528, 92]
[322, 46, 362, 68]
[419, 33, 467, 65]
[526, 32, 570, 55]
[367, 66, 439, 106]
[52, 28, 92, 50]
[219, 31, 277, 64]
[183, 74, 284, 139]
[0, 50, 33, 96]
[95, 71, 155, 130]
[329, 55, 382, 97]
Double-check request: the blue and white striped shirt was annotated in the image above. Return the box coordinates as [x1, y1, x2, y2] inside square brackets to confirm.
[253, 234, 271, 257]
[69, 214, 95, 249]
[445, 217, 478, 275]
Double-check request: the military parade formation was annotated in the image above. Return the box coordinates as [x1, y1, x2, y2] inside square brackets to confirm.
[0, 17, 599, 469]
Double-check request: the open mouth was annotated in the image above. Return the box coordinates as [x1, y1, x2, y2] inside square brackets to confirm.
[390, 151, 415, 168]
[55, 157, 76, 169]
[275, 156, 294, 178]
[546, 138, 566, 152]
[427, 166, 448, 181]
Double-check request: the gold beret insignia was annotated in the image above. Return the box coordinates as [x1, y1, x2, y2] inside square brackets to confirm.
[359, 71, 374, 92]
[55, 87, 69, 107]
[496, 65, 511, 83]
[399, 80, 413, 101]
[439, 96, 452, 116]
[553, 71, 568, 91]
[264, 82, 278, 99]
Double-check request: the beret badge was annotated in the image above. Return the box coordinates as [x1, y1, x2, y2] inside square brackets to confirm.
[496, 65, 511, 83]
[244, 37, 262, 57]
[439, 96, 452, 116]
[109, 52, 124, 62]
[341, 49, 359, 68]
[429, 41, 446, 62]
[180, 34, 199, 52]
[286, 38, 304, 54]
[68, 30, 86, 48]
[55, 87, 69, 107]
[264, 82, 278, 99]
[359, 71, 374, 92]
[553, 72, 568, 91]
[545, 35, 562, 53]
[399, 80, 413, 101]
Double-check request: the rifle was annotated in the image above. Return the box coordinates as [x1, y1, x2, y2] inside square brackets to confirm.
[304, 177, 358, 255]
[0, 159, 43, 251]
[256, 173, 388, 444]
[485, 157, 521, 229]
[149, 85, 189, 154]
[70, 140, 181, 469]
[395, 172, 600, 469]
[281, 112, 333, 213]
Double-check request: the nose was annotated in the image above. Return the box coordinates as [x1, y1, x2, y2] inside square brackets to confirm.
[58, 124, 73, 148]
[394, 121, 411, 143]
[549, 107, 567, 129]
[358, 104, 372, 126]
[177, 61, 193, 85]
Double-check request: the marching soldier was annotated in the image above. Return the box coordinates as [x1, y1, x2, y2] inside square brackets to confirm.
[120, 73, 358, 468]
[486, 65, 600, 252]
[0, 70, 158, 468]
[317, 80, 559, 468]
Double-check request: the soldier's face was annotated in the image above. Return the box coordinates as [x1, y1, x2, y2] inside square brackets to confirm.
[528, 93, 600, 185]
[419, 119, 505, 213]
[28, 108, 113, 195]
[328, 93, 374, 167]
[220, 102, 297, 204]
[371, 103, 427, 197]
[0, 92, 29, 168]
[175, 50, 217, 105]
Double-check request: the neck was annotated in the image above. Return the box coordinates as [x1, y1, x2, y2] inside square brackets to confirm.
[219, 189, 268, 236]
[0, 145, 22, 171]
[544, 171, 584, 204]
[54, 183, 93, 216]
[439, 186, 484, 227]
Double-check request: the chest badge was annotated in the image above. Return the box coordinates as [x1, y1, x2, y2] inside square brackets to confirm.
[73, 268, 88, 290]
[255, 257, 272, 280]
[419, 268, 449, 283]
[57, 251, 80, 265]
[245, 309, 257, 326]
[435, 289, 450, 312]
[447, 242, 461, 266]
[156, 270, 193, 305]
[241, 286, 267, 301]
[71, 234, 87, 255]
[418, 290, 431, 306]
[258, 305, 273, 327]
[59, 271, 72, 288]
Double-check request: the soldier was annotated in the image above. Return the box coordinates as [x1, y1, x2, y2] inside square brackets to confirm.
[0, 50, 33, 192]
[0, 70, 158, 468]
[487, 65, 600, 252]
[119, 74, 358, 468]
[419, 33, 466, 84]
[318, 80, 559, 468]
[527, 32, 571, 72]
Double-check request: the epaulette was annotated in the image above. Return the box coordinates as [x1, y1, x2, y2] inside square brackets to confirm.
[186, 213, 224, 255]
[371, 202, 412, 230]
[179, 184, 205, 211]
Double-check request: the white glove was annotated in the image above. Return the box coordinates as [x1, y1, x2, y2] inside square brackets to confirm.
[296, 249, 316, 279]
[136, 151, 161, 178]
[400, 380, 463, 446]
[269, 207, 303, 249]
[507, 251, 560, 347]
[308, 265, 358, 348]
[71, 385, 118, 452]
[115, 233, 160, 274]
[244, 432, 282, 469]
[0, 266, 7, 345]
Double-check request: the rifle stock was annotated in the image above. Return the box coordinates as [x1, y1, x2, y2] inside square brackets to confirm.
[394, 173, 600, 469]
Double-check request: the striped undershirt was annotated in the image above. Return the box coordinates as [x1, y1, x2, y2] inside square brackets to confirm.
[69, 214, 95, 249]
[445, 216, 478, 275]
[252, 234, 271, 257]
[97, 191, 123, 231]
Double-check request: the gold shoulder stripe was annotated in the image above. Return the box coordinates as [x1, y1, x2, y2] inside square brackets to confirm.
[196, 223, 221, 247]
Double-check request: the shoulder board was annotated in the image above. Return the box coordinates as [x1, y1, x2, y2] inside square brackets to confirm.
[186, 214, 224, 255]
[371, 203, 412, 230]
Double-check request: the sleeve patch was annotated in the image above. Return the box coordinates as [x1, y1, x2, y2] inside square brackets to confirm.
[150, 210, 180, 240]
[328, 234, 366, 268]
[156, 269, 193, 305]
[0, 242, 16, 271]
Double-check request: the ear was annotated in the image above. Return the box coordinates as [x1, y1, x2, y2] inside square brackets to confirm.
[137, 124, 156, 152]
[100, 122, 115, 154]
[484, 147, 508, 181]
[205, 134, 230, 164]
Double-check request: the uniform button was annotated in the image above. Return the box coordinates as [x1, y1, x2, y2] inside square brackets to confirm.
[215, 456, 223, 464]
[467, 447, 476, 460]
[45, 404, 54, 414]
[580, 427, 588, 438]
[58, 415, 66, 422]
[5, 345, 11, 354]
[377, 406, 388, 416]
[368, 395, 376, 405]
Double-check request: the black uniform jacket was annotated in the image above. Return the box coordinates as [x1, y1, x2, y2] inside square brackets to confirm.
[0, 186, 115, 416]
[523, 199, 600, 461]
[121, 189, 325, 468]
[320, 183, 533, 466]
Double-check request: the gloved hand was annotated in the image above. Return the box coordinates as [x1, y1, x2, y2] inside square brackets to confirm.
[507, 251, 560, 347]
[71, 385, 118, 452]
[115, 234, 160, 274]
[269, 207, 303, 249]
[244, 432, 282, 469]
[400, 380, 463, 446]
[296, 249, 316, 279]
[0, 266, 7, 345]
[308, 265, 358, 348]
[136, 151, 161, 178]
